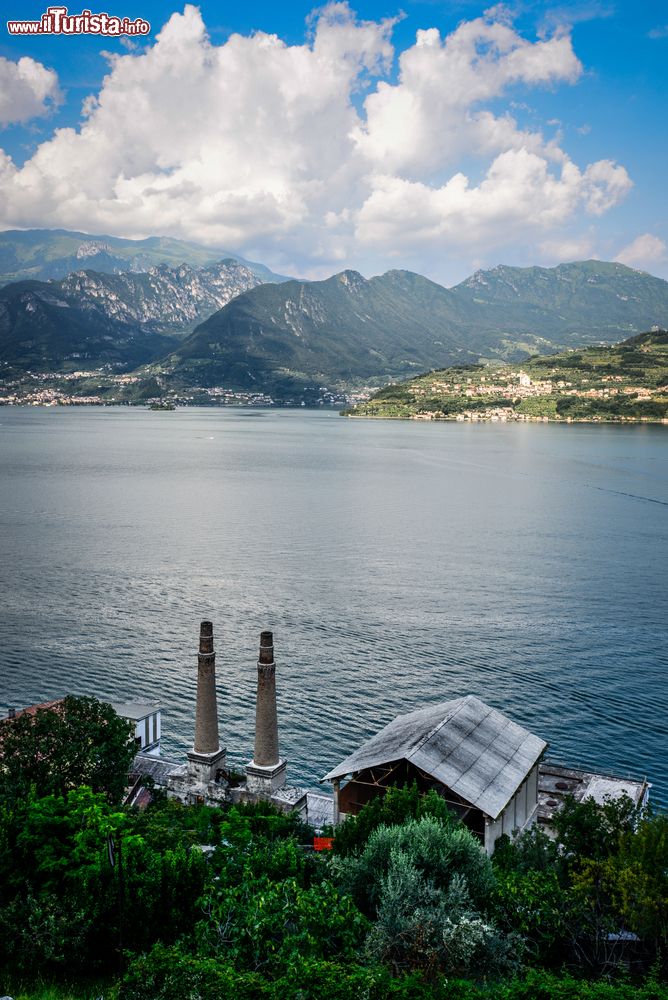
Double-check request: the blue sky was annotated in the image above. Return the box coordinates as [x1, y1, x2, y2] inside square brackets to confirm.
[1, 0, 666, 284]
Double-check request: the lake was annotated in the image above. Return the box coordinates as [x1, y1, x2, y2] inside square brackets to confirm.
[0, 407, 666, 805]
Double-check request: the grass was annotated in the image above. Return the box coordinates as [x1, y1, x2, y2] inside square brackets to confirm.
[3, 982, 114, 1000]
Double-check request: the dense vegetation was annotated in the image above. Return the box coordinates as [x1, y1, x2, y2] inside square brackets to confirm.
[1, 698, 666, 999]
[347, 330, 668, 422]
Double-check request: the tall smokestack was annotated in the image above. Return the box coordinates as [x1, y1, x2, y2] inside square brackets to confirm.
[193, 620, 220, 755]
[246, 630, 286, 794]
[254, 631, 279, 766]
[187, 620, 226, 787]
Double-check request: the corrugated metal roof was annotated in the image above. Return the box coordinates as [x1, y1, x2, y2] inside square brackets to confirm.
[322, 695, 547, 820]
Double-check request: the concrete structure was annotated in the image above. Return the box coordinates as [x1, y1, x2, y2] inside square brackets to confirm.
[188, 619, 226, 784]
[246, 631, 287, 794]
[112, 701, 161, 753]
[538, 761, 649, 831]
[164, 622, 306, 815]
[168, 621, 228, 805]
[323, 695, 547, 855]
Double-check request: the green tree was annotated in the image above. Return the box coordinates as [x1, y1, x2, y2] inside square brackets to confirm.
[0, 786, 128, 973]
[551, 793, 640, 864]
[0, 695, 135, 803]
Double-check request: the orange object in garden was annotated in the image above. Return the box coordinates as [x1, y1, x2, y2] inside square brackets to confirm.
[313, 836, 334, 851]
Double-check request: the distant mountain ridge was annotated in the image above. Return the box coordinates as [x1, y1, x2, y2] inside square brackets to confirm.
[168, 269, 481, 394]
[163, 261, 668, 398]
[0, 229, 290, 286]
[0, 259, 264, 370]
[450, 260, 668, 345]
[2, 245, 668, 394]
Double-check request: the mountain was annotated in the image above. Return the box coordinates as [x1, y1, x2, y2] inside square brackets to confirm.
[345, 330, 668, 423]
[450, 260, 668, 347]
[3, 253, 668, 393]
[163, 262, 668, 398]
[0, 229, 289, 286]
[0, 260, 264, 371]
[166, 269, 482, 395]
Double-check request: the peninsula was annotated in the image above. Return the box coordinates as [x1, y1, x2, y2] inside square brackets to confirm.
[343, 331, 668, 424]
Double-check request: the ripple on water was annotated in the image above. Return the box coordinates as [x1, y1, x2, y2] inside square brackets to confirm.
[0, 409, 666, 804]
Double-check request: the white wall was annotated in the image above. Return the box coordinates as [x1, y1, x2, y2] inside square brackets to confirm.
[484, 763, 541, 855]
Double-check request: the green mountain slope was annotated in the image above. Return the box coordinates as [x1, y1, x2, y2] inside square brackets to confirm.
[346, 331, 668, 423]
[0, 260, 263, 371]
[164, 262, 668, 399]
[450, 260, 668, 346]
[166, 269, 486, 395]
[0, 229, 289, 285]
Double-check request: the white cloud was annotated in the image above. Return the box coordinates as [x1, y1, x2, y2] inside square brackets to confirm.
[0, 3, 632, 280]
[0, 56, 61, 127]
[354, 15, 582, 175]
[615, 233, 667, 270]
[355, 150, 631, 249]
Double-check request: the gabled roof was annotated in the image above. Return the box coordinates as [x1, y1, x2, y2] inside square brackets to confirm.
[322, 695, 547, 820]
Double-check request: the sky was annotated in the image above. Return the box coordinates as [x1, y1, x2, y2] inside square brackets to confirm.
[0, 0, 667, 285]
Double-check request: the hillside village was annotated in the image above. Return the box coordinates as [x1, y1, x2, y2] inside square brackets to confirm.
[345, 331, 668, 424]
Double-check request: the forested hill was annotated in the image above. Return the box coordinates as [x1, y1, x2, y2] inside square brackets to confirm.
[345, 330, 668, 423]
[450, 260, 668, 346]
[164, 262, 668, 399]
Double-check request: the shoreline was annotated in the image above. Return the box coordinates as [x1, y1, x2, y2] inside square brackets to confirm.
[344, 412, 668, 426]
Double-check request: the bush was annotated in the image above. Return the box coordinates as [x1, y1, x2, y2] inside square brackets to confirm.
[333, 782, 455, 856]
[197, 875, 367, 976]
[336, 816, 495, 914]
[334, 816, 515, 979]
[118, 943, 268, 1000]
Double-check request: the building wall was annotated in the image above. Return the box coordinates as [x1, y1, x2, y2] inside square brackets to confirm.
[484, 762, 540, 855]
[133, 710, 161, 752]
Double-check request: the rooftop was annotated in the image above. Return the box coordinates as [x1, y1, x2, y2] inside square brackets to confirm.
[2, 699, 64, 721]
[112, 700, 161, 721]
[538, 762, 650, 827]
[323, 695, 547, 820]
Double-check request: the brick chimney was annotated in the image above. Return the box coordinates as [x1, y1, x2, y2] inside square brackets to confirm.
[194, 620, 219, 754]
[187, 620, 226, 784]
[246, 630, 286, 794]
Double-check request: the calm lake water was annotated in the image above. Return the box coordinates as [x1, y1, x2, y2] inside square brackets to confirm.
[0, 408, 666, 805]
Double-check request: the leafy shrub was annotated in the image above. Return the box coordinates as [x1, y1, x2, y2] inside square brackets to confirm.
[336, 816, 494, 914]
[197, 875, 367, 976]
[333, 782, 455, 857]
[335, 816, 515, 978]
[118, 943, 268, 1000]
